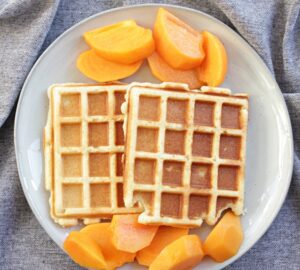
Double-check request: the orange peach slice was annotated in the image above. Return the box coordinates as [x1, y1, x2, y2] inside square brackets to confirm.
[149, 235, 204, 270]
[153, 8, 205, 70]
[203, 211, 243, 262]
[81, 223, 135, 270]
[77, 50, 142, 82]
[111, 214, 159, 253]
[63, 231, 107, 270]
[137, 226, 189, 266]
[84, 20, 154, 64]
[196, 31, 228, 86]
[148, 52, 203, 89]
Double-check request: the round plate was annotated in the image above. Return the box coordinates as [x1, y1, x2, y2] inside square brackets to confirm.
[14, 4, 293, 269]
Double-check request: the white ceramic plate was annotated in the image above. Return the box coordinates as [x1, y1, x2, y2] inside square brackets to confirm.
[14, 4, 293, 269]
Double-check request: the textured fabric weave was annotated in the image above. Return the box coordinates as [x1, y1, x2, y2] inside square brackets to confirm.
[0, 0, 299, 269]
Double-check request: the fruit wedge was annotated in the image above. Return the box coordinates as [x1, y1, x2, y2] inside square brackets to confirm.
[137, 226, 189, 266]
[81, 223, 136, 270]
[203, 211, 243, 262]
[149, 235, 204, 270]
[148, 52, 203, 89]
[77, 49, 142, 82]
[154, 8, 205, 70]
[111, 214, 159, 253]
[84, 20, 137, 40]
[196, 31, 228, 86]
[84, 20, 155, 64]
[64, 231, 107, 270]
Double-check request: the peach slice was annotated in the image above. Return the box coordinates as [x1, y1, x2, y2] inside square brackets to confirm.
[84, 20, 154, 64]
[148, 52, 203, 89]
[77, 49, 142, 82]
[137, 226, 189, 266]
[153, 8, 205, 70]
[63, 231, 107, 270]
[111, 214, 159, 253]
[203, 211, 243, 262]
[196, 31, 228, 86]
[81, 223, 135, 270]
[149, 235, 204, 270]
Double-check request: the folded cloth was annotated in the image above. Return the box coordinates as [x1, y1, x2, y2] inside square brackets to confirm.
[0, 0, 299, 269]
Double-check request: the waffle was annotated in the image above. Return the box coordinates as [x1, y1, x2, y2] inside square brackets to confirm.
[123, 83, 249, 227]
[44, 83, 141, 227]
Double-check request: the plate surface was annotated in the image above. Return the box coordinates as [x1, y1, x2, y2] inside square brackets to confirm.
[14, 4, 293, 269]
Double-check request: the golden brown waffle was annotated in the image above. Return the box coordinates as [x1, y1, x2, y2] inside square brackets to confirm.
[44, 83, 141, 227]
[123, 83, 249, 227]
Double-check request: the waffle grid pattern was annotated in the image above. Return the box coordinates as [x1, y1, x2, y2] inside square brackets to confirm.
[46, 84, 141, 226]
[124, 86, 248, 227]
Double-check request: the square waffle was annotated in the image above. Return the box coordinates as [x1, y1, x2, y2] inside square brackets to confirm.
[44, 83, 141, 227]
[123, 83, 249, 227]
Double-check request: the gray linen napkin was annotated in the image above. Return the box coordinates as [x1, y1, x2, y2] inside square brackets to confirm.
[0, 0, 299, 269]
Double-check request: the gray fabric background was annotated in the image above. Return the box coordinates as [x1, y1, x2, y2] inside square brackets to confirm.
[0, 0, 299, 269]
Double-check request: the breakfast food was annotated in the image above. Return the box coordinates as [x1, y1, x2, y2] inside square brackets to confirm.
[203, 211, 243, 262]
[111, 214, 159, 253]
[123, 83, 248, 227]
[48, 7, 247, 269]
[64, 231, 107, 270]
[137, 226, 189, 266]
[149, 235, 204, 270]
[81, 223, 136, 269]
[44, 83, 141, 227]
[147, 52, 203, 89]
[77, 50, 142, 82]
[77, 8, 228, 86]
[84, 20, 155, 64]
[196, 31, 228, 86]
[153, 8, 205, 70]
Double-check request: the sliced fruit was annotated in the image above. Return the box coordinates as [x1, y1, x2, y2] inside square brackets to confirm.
[149, 235, 204, 270]
[63, 231, 107, 270]
[111, 214, 159, 253]
[153, 8, 205, 70]
[84, 20, 154, 64]
[137, 226, 189, 266]
[203, 211, 243, 262]
[77, 50, 142, 82]
[148, 52, 203, 89]
[196, 31, 228, 86]
[81, 223, 135, 270]
[84, 20, 137, 41]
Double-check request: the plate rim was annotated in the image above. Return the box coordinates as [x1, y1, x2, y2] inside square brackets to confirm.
[14, 3, 294, 269]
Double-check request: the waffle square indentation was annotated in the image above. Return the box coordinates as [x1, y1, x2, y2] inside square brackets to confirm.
[90, 183, 111, 207]
[161, 193, 183, 218]
[134, 158, 156, 184]
[162, 160, 184, 187]
[62, 184, 83, 208]
[88, 93, 108, 116]
[191, 163, 212, 189]
[62, 154, 82, 177]
[219, 135, 241, 160]
[138, 95, 161, 121]
[192, 132, 213, 157]
[188, 195, 210, 219]
[136, 127, 159, 153]
[165, 130, 186, 155]
[194, 101, 215, 127]
[88, 123, 108, 147]
[61, 123, 81, 147]
[218, 165, 239, 191]
[60, 94, 81, 117]
[221, 104, 241, 129]
[167, 98, 188, 124]
[89, 153, 110, 177]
